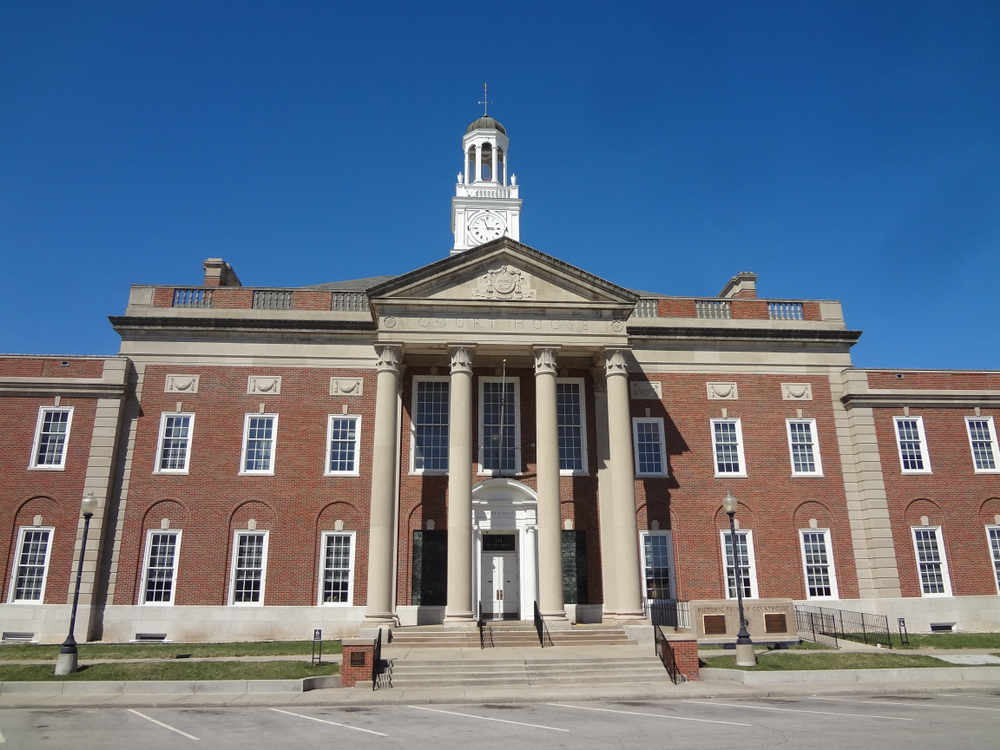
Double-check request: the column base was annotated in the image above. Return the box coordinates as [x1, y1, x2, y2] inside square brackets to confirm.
[614, 609, 647, 624]
[360, 612, 398, 639]
[442, 616, 478, 632]
[540, 609, 572, 630]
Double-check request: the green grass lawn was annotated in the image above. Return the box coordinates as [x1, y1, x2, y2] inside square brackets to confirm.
[0, 660, 339, 682]
[701, 640, 830, 651]
[702, 651, 958, 671]
[0, 640, 343, 661]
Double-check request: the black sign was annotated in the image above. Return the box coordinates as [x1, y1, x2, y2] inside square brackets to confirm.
[313, 628, 322, 641]
[483, 534, 516, 551]
[897, 618, 905, 628]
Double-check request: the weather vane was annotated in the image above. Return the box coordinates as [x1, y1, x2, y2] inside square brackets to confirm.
[478, 81, 492, 116]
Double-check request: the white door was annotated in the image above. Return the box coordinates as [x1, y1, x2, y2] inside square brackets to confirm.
[480, 551, 519, 619]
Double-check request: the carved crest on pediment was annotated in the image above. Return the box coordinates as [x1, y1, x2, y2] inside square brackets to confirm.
[473, 265, 537, 300]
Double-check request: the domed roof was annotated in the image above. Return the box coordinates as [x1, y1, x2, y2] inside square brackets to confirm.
[466, 116, 506, 135]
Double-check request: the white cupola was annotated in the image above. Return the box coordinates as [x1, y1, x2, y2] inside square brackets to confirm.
[451, 113, 522, 254]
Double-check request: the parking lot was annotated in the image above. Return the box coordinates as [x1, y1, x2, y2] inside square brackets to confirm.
[2, 693, 998, 748]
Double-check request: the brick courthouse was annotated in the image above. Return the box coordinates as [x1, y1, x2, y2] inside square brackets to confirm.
[2, 115, 1000, 644]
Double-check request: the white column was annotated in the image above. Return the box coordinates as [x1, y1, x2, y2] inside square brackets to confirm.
[502, 151, 508, 186]
[363, 344, 402, 628]
[533, 346, 567, 622]
[590, 366, 618, 621]
[604, 348, 644, 620]
[475, 144, 482, 183]
[464, 149, 471, 186]
[491, 145, 498, 183]
[444, 345, 476, 627]
[522, 524, 538, 617]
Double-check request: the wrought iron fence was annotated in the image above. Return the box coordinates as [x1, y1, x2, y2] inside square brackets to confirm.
[653, 624, 685, 684]
[645, 599, 691, 629]
[794, 605, 892, 649]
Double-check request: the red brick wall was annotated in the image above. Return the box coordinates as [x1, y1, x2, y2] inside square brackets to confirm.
[867, 371, 1000, 391]
[730, 300, 769, 320]
[664, 637, 700, 680]
[340, 641, 374, 687]
[153, 288, 175, 307]
[657, 299, 696, 318]
[292, 291, 333, 311]
[210, 289, 254, 309]
[0, 358, 105, 379]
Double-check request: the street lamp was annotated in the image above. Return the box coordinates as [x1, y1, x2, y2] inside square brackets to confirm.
[55, 491, 99, 676]
[722, 491, 756, 667]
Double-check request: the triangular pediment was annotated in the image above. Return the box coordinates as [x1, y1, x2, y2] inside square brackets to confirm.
[366, 238, 638, 307]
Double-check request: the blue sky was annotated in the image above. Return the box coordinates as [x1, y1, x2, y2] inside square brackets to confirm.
[2, 1, 998, 369]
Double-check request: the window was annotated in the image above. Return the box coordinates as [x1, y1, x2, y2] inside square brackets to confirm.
[319, 532, 355, 605]
[967, 417, 998, 473]
[911, 527, 951, 596]
[894, 417, 931, 473]
[799, 529, 838, 599]
[479, 377, 519, 474]
[240, 414, 277, 475]
[987, 527, 1000, 595]
[641, 531, 675, 600]
[9, 527, 53, 603]
[557, 379, 587, 474]
[29, 407, 73, 469]
[154, 413, 194, 473]
[140, 530, 181, 604]
[720, 529, 758, 599]
[325, 415, 361, 475]
[711, 418, 746, 477]
[411, 378, 449, 473]
[633, 418, 668, 477]
[787, 419, 823, 476]
[229, 531, 268, 604]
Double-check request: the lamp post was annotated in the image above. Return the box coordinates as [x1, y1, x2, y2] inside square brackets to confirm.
[722, 491, 756, 667]
[55, 491, 99, 676]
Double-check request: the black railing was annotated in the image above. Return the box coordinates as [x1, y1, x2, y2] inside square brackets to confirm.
[653, 624, 685, 684]
[372, 629, 383, 690]
[794, 605, 892, 649]
[645, 599, 691, 629]
[478, 616, 489, 649]
[532, 601, 553, 647]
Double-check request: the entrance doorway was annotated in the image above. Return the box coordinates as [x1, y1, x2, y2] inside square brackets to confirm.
[480, 534, 519, 620]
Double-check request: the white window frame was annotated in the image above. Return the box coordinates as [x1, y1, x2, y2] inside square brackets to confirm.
[720, 529, 759, 599]
[317, 531, 356, 606]
[478, 376, 521, 476]
[28, 406, 74, 470]
[640, 530, 676, 600]
[799, 528, 839, 599]
[987, 526, 1000, 595]
[894, 416, 932, 474]
[8, 526, 54, 603]
[410, 376, 450, 475]
[325, 415, 361, 476]
[229, 530, 269, 605]
[632, 418, 668, 477]
[139, 529, 182, 605]
[239, 413, 278, 476]
[786, 418, 823, 476]
[911, 526, 952, 597]
[153, 412, 195, 474]
[966, 416, 999, 474]
[557, 378, 589, 476]
[711, 418, 747, 477]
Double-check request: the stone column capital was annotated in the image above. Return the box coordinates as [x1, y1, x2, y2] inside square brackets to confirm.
[448, 345, 476, 375]
[375, 344, 403, 374]
[589, 366, 607, 394]
[603, 348, 631, 379]
[532, 346, 561, 377]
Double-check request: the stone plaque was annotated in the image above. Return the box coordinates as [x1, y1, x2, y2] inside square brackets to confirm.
[781, 383, 813, 400]
[764, 613, 788, 634]
[630, 381, 662, 400]
[247, 376, 282, 395]
[165, 375, 199, 394]
[703, 615, 727, 636]
[706, 382, 738, 400]
[330, 377, 363, 396]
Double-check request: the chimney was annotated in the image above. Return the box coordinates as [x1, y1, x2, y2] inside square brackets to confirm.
[203, 259, 241, 287]
[718, 271, 757, 299]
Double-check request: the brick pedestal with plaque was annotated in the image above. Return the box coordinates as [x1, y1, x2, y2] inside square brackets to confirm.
[341, 638, 375, 688]
[664, 635, 700, 681]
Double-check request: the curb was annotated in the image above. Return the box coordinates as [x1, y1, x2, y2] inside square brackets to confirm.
[700, 666, 1000, 684]
[0, 675, 340, 696]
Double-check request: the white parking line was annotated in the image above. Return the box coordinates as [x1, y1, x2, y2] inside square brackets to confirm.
[127, 709, 200, 740]
[407, 705, 569, 732]
[0, 725, 5, 743]
[813, 696, 1000, 712]
[269, 708, 388, 736]
[682, 700, 913, 722]
[547, 702, 751, 727]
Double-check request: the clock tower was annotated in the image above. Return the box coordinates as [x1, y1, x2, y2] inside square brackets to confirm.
[451, 114, 522, 254]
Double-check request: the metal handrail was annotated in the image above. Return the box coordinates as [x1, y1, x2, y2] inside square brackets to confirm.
[372, 629, 383, 690]
[794, 605, 891, 649]
[653, 624, 685, 684]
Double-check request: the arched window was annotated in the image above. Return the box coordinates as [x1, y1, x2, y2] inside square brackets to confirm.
[497, 148, 505, 186]
[467, 146, 476, 183]
[480, 143, 493, 181]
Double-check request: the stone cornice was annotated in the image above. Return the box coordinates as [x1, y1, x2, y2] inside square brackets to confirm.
[843, 389, 1000, 409]
[627, 325, 862, 344]
[0, 378, 130, 400]
[109, 316, 376, 334]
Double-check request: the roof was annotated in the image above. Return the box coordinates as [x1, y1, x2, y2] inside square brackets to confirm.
[466, 116, 506, 135]
[303, 275, 396, 292]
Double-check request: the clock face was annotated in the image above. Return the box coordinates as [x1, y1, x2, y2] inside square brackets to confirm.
[468, 213, 506, 245]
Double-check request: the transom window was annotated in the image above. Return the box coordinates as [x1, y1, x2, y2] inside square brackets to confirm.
[787, 419, 822, 476]
[30, 407, 73, 469]
[230, 531, 268, 604]
[721, 529, 758, 599]
[240, 414, 277, 474]
[894, 417, 931, 473]
[155, 413, 193, 473]
[633, 418, 668, 476]
[799, 529, 838, 598]
[911, 527, 951, 596]
[326, 415, 361, 475]
[557, 379, 587, 474]
[479, 377, 520, 474]
[641, 531, 675, 600]
[412, 378, 449, 473]
[988, 526, 1000, 594]
[9, 527, 53, 603]
[711, 418, 746, 476]
[967, 417, 998, 473]
[320, 532, 356, 605]
[141, 530, 181, 604]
